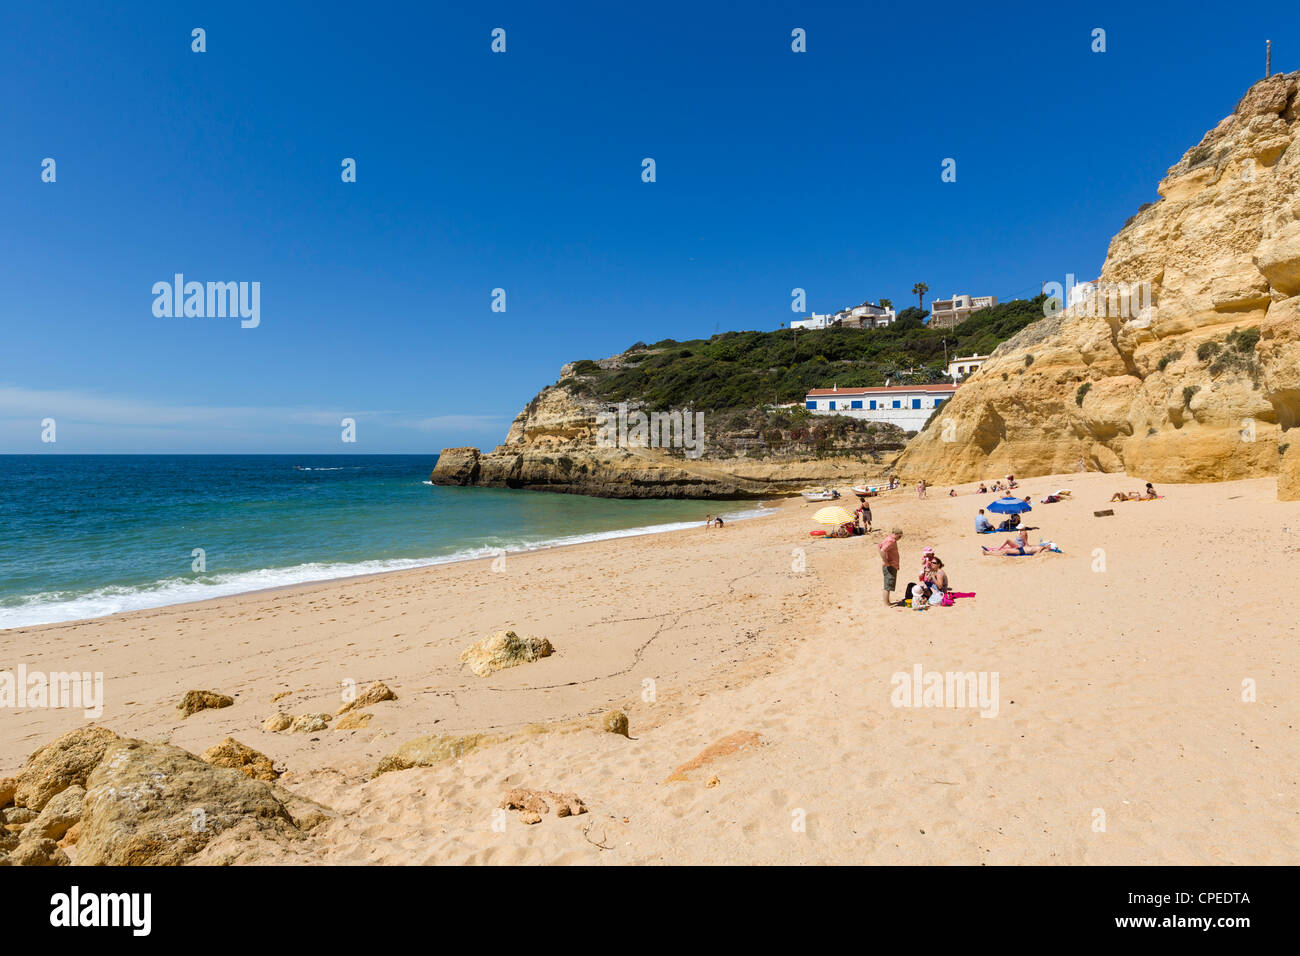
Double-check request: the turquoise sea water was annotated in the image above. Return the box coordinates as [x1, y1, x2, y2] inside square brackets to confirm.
[0, 455, 765, 629]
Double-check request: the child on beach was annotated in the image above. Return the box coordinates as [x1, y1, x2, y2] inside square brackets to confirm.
[913, 584, 931, 609]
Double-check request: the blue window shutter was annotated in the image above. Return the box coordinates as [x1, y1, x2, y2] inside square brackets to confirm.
[851, 400, 862, 409]
[912, 398, 921, 409]
[805, 401, 816, 410]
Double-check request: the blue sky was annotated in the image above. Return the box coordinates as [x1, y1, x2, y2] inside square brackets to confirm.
[2, 1, 1296, 453]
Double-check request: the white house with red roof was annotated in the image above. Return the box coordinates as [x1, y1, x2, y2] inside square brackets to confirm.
[804, 383, 957, 431]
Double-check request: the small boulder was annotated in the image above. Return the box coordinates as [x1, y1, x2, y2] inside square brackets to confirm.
[459, 630, 554, 677]
[262, 712, 293, 732]
[0, 776, 16, 807]
[336, 712, 372, 730]
[28, 785, 84, 841]
[289, 713, 332, 734]
[499, 788, 588, 819]
[13, 726, 121, 812]
[177, 690, 234, 718]
[599, 710, 630, 737]
[8, 835, 69, 867]
[200, 738, 279, 781]
[2, 806, 37, 826]
[336, 680, 396, 715]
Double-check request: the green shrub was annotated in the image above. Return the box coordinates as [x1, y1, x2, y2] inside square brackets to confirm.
[1227, 327, 1260, 353]
[1075, 382, 1091, 406]
[1182, 385, 1200, 406]
[1197, 341, 1221, 362]
[1024, 354, 1034, 367]
[1157, 350, 1182, 372]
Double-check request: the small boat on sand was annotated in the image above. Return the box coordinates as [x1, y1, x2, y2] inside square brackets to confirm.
[851, 485, 879, 497]
[801, 488, 841, 502]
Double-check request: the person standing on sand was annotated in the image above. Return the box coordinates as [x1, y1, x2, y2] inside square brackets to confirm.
[879, 527, 902, 607]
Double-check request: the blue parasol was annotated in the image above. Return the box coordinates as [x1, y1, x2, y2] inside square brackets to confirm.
[987, 496, 1032, 514]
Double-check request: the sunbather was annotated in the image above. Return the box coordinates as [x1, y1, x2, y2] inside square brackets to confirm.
[981, 530, 1055, 556]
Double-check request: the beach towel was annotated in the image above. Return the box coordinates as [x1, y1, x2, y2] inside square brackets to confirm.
[948, 591, 976, 601]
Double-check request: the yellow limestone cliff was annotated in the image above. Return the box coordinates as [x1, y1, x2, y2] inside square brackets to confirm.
[896, 72, 1300, 499]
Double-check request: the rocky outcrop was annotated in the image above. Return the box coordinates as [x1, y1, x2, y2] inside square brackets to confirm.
[432, 382, 904, 499]
[896, 72, 1300, 497]
[78, 738, 301, 865]
[2, 728, 327, 866]
[459, 630, 554, 677]
[11, 726, 119, 812]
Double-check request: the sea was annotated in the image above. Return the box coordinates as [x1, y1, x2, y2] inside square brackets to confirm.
[0, 455, 768, 629]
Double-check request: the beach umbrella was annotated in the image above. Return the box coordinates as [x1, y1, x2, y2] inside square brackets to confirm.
[987, 496, 1032, 514]
[812, 506, 856, 526]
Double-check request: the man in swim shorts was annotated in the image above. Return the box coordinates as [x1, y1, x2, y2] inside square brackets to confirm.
[879, 527, 902, 607]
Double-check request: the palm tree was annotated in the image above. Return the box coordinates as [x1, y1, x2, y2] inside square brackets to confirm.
[879, 298, 892, 309]
[911, 283, 929, 312]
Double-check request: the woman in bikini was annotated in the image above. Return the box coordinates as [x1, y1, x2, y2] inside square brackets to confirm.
[982, 530, 1044, 556]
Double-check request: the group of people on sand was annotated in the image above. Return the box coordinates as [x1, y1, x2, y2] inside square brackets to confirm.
[975, 475, 1019, 495]
[704, 514, 726, 528]
[1111, 482, 1158, 501]
[828, 499, 874, 537]
[876, 530, 958, 609]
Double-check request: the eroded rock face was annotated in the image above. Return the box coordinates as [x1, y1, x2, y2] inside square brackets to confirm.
[431, 381, 905, 499]
[896, 72, 1300, 497]
[78, 739, 299, 866]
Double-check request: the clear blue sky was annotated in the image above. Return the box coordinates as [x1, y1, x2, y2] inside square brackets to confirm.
[3, 1, 1295, 452]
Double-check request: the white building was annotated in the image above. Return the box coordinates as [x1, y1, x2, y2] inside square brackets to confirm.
[791, 302, 896, 330]
[1067, 278, 1101, 309]
[804, 384, 958, 432]
[929, 293, 997, 329]
[946, 354, 990, 379]
[790, 312, 835, 330]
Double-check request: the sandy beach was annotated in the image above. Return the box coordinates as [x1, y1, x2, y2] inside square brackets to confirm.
[3, 471, 1298, 865]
